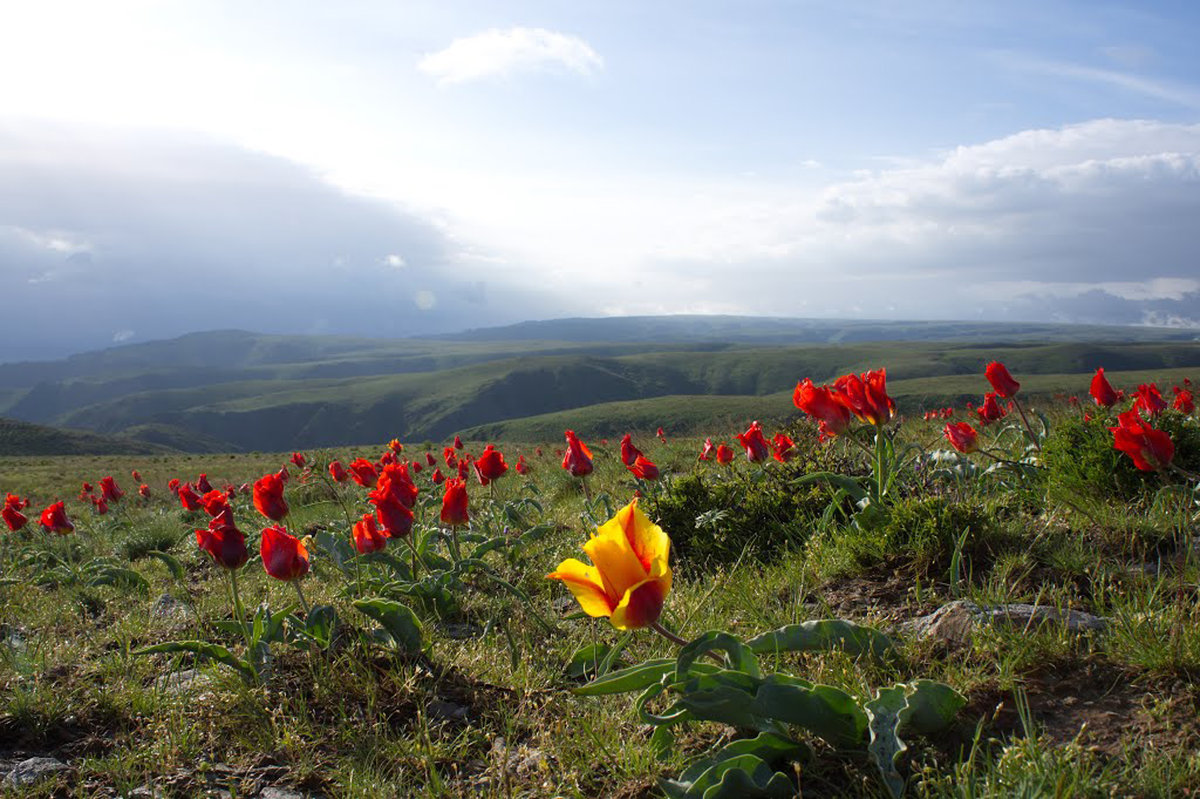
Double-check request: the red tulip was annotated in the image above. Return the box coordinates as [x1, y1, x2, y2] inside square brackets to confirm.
[348, 458, 378, 487]
[2, 499, 28, 532]
[168, 478, 181, 495]
[99, 476, 123, 503]
[39, 501, 74, 535]
[368, 485, 414, 538]
[1134, 383, 1167, 419]
[92, 496, 109, 515]
[793, 378, 851, 438]
[440, 477, 470, 526]
[196, 511, 249, 570]
[388, 438, 404, 454]
[985, 361, 1021, 398]
[376, 462, 418, 508]
[1090, 368, 1119, 408]
[412, 462, 422, 475]
[627, 453, 660, 480]
[290, 452, 307, 469]
[131, 469, 142, 482]
[378, 451, 397, 467]
[831, 370, 895, 426]
[253, 472, 289, 522]
[656, 426, 667, 443]
[770, 432, 795, 463]
[943, 421, 980, 454]
[328, 460, 350, 482]
[1173, 386, 1195, 414]
[260, 525, 309, 581]
[81, 481, 93, 493]
[453, 435, 464, 450]
[715, 442, 734, 465]
[698, 437, 714, 461]
[735, 421, 771, 463]
[475, 444, 508, 482]
[178, 482, 202, 512]
[974, 392, 1006, 425]
[352, 512, 388, 554]
[431, 467, 446, 484]
[1110, 408, 1174, 471]
[620, 434, 641, 467]
[561, 430, 594, 477]
[201, 489, 232, 518]
[515, 455, 531, 475]
[196, 473, 214, 494]
[138, 484, 151, 499]
[426, 452, 437, 467]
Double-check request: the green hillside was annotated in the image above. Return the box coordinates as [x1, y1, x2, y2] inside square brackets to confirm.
[0, 417, 175, 456]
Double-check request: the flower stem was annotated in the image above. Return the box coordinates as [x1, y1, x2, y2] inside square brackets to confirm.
[1011, 396, 1041, 452]
[228, 568, 248, 643]
[291, 579, 312, 617]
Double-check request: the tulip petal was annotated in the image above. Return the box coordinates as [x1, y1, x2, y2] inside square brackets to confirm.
[610, 576, 669, 630]
[547, 559, 615, 618]
[585, 519, 652, 602]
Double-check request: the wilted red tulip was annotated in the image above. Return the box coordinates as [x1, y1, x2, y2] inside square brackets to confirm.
[735, 421, 771, 463]
[831, 370, 895, 426]
[627, 453, 660, 480]
[561, 430, 594, 477]
[1094, 369, 1118, 407]
[620, 434, 642, 467]
[985, 361, 1021, 398]
[196, 510, 249, 570]
[715, 442, 734, 465]
[178, 482, 202, 512]
[440, 477, 470, 526]
[328, 460, 350, 482]
[975, 392, 1006, 425]
[793, 378, 852, 438]
[352, 512, 388, 554]
[253, 473, 289, 522]
[943, 421, 980, 454]
[196, 473, 214, 494]
[99, 476, 123, 503]
[290, 452, 307, 468]
[348, 458, 378, 487]
[1134, 383, 1167, 419]
[2, 495, 28, 532]
[453, 435, 464, 450]
[39, 501, 74, 535]
[138, 484, 150, 499]
[1173, 386, 1195, 414]
[260, 525, 309, 581]
[201, 489, 232, 518]
[771, 432, 795, 463]
[698, 437, 714, 461]
[1110, 408, 1174, 471]
[475, 444, 508, 482]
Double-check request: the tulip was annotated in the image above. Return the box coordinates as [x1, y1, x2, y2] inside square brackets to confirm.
[975, 392, 1006, 425]
[328, 460, 350, 483]
[196, 511, 249, 570]
[348, 458, 378, 487]
[178, 482, 203, 512]
[453, 435, 464, 450]
[627, 454, 660, 481]
[376, 463, 418, 509]
[196, 474, 214, 494]
[985, 361, 1021, 398]
[99, 476, 124, 503]
[715, 443, 734, 465]
[1173, 386, 1195, 414]
[698, 437, 714, 461]
[352, 512, 388, 555]
[3, 494, 29, 532]
[425, 452, 437, 467]
[831, 370, 895, 426]
[260, 525, 310, 581]
[431, 467, 446, 484]
[735, 421, 771, 463]
[771, 432, 795, 463]
[168, 478, 181, 495]
[1134, 383, 1167, 419]
[656, 426, 667, 443]
[475, 444, 508, 482]
[388, 438, 404, 454]
[1110, 408, 1174, 471]
[440, 477, 470, 526]
[253, 472, 289, 522]
[515, 455, 531, 475]
[943, 421, 980, 454]
[368, 486, 414, 538]
[620, 434, 641, 467]
[39, 501, 74, 534]
[561, 430, 594, 477]
[93, 496, 109, 515]
[138, 484, 151, 499]
[793, 378, 852, 438]
[290, 452, 307, 469]
[547, 499, 671, 630]
[200, 489, 232, 518]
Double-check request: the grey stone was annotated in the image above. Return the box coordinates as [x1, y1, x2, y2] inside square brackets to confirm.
[151, 593, 193, 621]
[428, 700, 469, 722]
[154, 668, 215, 695]
[260, 788, 307, 799]
[903, 599, 1108, 643]
[5, 756, 69, 788]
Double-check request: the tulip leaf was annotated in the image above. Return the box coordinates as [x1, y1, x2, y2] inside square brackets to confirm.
[675, 670, 765, 729]
[899, 679, 966, 735]
[791, 471, 868, 503]
[662, 754, 794, 799]
[134, 640, 254, 682]
[145, 550, 185, 582]
[752, 675, 868, 747]
[573, 657, 676, 696]
[866, 685, 909, 799]
[746, 619, 895, 659]
[85, 564, 150, 596]
[676, 631, 760, 680]
[353, 597, 423, 655]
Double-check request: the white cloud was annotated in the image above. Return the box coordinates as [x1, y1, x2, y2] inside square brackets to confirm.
[383, 253, 406, 269]
[418, 27, 602, 84]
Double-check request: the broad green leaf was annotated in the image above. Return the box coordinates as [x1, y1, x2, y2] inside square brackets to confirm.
[752, 675, 867, 747]
[899, 679, 966, 735]
[353, 597, 423, 655]
[573, 657, 675, 696]
[747, 619, 895, 659]
[86, 565, 149, 595]
[676, 631, 760, 680]
[145, 550, 185, 581]
[663, 754, 793, 799]
[866, 685, 909, 799]
[675, 670, 764, 729]
[791, 471, 868, 503]
[134, 640, 254, 681]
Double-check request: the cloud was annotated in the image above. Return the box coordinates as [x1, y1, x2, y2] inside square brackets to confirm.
[993, 52, 1200, 109]
[418, 27, 602, 84]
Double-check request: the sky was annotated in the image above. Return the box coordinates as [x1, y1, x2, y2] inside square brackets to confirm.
[2, 0, 1200, 361]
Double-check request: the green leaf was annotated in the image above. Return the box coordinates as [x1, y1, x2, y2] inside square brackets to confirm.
[291, 604, 338, 649]
[866, 685, 909, 799]
[710, 732, 810, 769]
[145, 550, 185, 582]
[747, 619, 895, 659]
[675, 670, 765, 729]
[792, 471, 868, 503]
[353, 597, 423, 655]
[573, 657, 675, 696]
[676, 631, 760, 680]
[86, 564, 149, 595]
[899, 679, 966, 735]
[752, 675, 867, 747]
[663, 754, 794, 799]
[134, 640, 254, 682]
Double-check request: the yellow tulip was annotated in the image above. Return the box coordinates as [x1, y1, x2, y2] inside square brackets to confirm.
[547, 499, 672, 630]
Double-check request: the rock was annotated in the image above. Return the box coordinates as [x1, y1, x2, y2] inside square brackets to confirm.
[428, 700, 469, 722]
[151, 593, 194, 621]
[155, 668, 215, 695]
[260, 788, 307, 799]
[5, 756, 69, 788]
[439, 622, 482, 640]
[903, 599, 1108, 643]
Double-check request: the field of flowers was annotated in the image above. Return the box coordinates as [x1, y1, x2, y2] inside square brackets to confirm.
[1, 362, 1198, 797]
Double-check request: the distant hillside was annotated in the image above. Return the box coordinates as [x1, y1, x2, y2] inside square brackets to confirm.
[0, 321, 1196, 453]
[0, 417, 175, 456]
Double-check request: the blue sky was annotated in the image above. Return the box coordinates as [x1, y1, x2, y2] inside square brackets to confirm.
[2, 1, 1199, 359]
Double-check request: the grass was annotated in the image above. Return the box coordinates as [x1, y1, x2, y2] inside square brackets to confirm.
[0, 372, 1199, 796]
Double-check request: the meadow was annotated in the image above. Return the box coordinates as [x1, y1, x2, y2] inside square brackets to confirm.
[0, 359, 1198, 798]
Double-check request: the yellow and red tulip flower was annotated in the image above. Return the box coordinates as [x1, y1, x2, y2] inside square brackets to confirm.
[547, 499, 671, 631]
